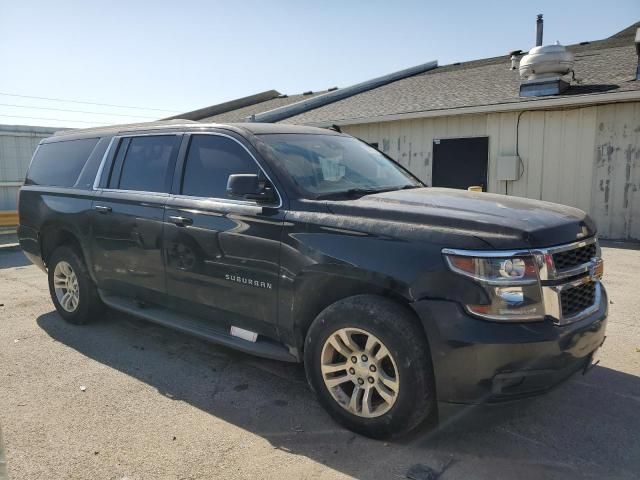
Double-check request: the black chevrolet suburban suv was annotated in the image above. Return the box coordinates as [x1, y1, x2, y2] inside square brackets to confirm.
[18, 121, 607, 438]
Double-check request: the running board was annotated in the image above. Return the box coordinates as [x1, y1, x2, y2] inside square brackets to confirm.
[98, 291, 298, 363]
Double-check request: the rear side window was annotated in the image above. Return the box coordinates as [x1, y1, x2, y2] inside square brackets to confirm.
[26, 138, 99, 187]
[110, 135, 179, 193]
[181, 135, 259, 199]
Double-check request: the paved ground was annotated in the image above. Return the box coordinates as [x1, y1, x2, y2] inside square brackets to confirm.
[0, 244, 639, 480]
[0, 228, 17, 248]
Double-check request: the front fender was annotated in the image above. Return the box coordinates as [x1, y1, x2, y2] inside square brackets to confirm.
[277, 209, 489, 349]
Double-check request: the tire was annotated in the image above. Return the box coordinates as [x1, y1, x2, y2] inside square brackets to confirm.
[47, 245, 103, 325]
[304, 294, 436, 438]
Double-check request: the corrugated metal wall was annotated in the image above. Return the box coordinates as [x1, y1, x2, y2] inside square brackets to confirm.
[0, 125, 57, 211]
[592, 103, 640, 241]
[343, 102, 640, 240]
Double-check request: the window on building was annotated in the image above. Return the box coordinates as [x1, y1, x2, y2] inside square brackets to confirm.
[181, 135, 259, 199]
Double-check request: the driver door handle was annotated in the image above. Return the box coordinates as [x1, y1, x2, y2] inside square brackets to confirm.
[94, 205, 112, 214]
[168, 215, 193, 227]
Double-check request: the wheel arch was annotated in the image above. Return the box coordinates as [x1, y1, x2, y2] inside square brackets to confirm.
[287, 267, 422, 353]
[40, 223, 89, 270]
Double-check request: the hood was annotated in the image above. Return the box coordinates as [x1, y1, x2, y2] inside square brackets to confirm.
[325, 188, 596, 250]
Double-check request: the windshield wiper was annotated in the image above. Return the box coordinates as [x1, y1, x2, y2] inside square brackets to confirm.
[315, 188, 383, 200]
[315, 185, 420, 200]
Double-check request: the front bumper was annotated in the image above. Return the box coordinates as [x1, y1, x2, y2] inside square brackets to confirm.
[411, 284, 608, 405]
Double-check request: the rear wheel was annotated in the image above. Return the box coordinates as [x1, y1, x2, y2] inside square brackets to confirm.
[305, 295, 436, 438]
[47, 245, 103, 324]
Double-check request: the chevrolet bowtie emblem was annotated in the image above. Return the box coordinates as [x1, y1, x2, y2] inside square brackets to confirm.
[577, 225, 589, 238]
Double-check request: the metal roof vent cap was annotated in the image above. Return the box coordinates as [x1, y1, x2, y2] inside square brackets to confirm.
[519, 42, 575, 97]
[519, 42, 574, 81]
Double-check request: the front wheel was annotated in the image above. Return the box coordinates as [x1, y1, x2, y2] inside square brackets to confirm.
[304, 295, 436, 438]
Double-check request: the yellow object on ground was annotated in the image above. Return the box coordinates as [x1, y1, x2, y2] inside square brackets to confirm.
[467, 186, 483, 192]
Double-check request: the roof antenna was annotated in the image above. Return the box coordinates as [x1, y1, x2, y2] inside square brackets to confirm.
[328, 124, 342, 133]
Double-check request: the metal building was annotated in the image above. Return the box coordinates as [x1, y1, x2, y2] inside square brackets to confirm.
[0, 124, 58, 222]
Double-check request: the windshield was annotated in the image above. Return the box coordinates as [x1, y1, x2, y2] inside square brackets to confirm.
[259, 134, 421, 199]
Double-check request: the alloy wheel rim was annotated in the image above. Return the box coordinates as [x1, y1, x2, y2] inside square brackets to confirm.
[53, 261, 80, 313]
[320, 327, 400, 418]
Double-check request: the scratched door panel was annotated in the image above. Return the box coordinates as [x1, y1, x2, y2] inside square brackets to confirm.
[163, 197, 284, 338]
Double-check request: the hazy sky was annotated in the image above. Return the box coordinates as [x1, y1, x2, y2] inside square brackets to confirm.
[1, 0, 638, 128]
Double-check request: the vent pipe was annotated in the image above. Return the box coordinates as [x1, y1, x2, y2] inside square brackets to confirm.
[635, 27, 640, 80]
[536, 14, 544, 47]
[519, 15, 574, 97]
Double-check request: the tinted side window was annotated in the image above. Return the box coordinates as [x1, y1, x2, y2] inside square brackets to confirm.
[75, 136, 111, 189]
[26, 138, 99, 187]
[182, 135, 259, 199]
[115, 136, 178, 193]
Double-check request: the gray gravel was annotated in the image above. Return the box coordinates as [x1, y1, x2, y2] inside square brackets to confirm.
[0, 245, 639, 479]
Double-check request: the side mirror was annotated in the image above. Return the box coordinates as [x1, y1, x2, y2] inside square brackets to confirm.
[227, 174, 276, 203]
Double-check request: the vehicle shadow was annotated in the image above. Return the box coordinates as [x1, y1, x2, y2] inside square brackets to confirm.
[0, 248, 30, 269]
[37, 310, 640, 479]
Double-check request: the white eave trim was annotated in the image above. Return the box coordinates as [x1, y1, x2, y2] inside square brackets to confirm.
[302, 89, 640, 127]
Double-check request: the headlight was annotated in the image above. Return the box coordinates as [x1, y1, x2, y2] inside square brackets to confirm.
[443, 252, 545, 322]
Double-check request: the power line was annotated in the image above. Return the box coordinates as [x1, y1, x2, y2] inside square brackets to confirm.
[0, 92, 180, 113]
[0, 113, 109, 125]
[0, 102, 159, 119]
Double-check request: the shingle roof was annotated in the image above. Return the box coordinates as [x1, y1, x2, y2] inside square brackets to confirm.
[281, 22, 640, 125]
[200, 91, 329, 123]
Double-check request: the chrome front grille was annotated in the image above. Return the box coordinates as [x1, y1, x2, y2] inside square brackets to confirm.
[534, 237, 602, 325]
[553, 243, 597, 271]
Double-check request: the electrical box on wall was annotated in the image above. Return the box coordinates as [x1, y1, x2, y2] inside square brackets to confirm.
[497, 156, 521, 181]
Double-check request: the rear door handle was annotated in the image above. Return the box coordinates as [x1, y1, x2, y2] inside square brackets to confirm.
[168, 215, 193, 226]
[94, 205, 112, 214]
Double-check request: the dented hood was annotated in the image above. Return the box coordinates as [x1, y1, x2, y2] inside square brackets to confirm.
[325, 188, 596, 249]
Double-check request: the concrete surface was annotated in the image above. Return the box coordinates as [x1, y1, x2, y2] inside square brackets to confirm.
[0, 228, 17, 247]
[0, 245, 638, 480]
[0, 425, 6, 480]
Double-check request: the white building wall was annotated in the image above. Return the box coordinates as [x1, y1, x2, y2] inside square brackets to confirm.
[0, 125, 57, 211]
[342, 102, 640, 240]
[592, 102, 640, 241]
